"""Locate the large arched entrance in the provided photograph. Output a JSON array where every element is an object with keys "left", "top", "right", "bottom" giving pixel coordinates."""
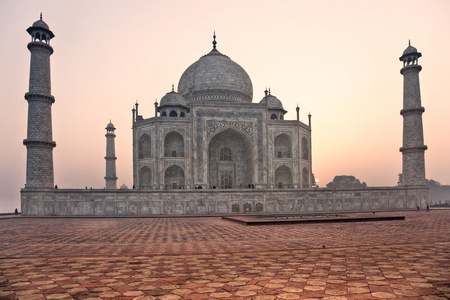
[{"left": 208, "top": 128, "right": 253, "bottom": 189}]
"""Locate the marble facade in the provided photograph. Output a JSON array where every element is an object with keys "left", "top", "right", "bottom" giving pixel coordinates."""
[{"left": 21, "top": 186, "right": 429, "bottom": 216}]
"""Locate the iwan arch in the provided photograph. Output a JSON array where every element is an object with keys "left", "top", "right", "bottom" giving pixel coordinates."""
[{"left": 20, "top": 17, "right": 429, "bottom": 216}]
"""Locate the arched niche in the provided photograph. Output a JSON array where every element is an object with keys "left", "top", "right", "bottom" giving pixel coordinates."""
[
  {"left": 302, "top": 137, "right": 309, "bottom": 160},
  {"left": 164, "top": 165, "right": 185, "bottom": 189},
  {"left": 208, "top": 128, "right": 253, "bottom": 189},
  {"left": 302, "top": 167, "right": 309, "bottom": 188},
  {"left": 164, "top": 131, "right": 184, "bottom": 157},
  {"left": 138, "top": 134, "right": 151, "bottom": 159},
  {"left": 139, "top": 166, "right": 152, "bottom": 189},
  {"left": 275, "top": 165, "right": 292, "bottom": 188},
  {"left": 274, "top": 134, "right": 292, "bottom": 158}
]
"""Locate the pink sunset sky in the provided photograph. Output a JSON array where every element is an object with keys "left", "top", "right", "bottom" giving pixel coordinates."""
[{"left": 1, "top": 0, "right": 449, "bottom": 213}]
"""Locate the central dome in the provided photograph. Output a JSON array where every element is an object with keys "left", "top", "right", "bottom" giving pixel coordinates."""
[{"left": 178, "top": 47, "right": 253, "bottom": 104}]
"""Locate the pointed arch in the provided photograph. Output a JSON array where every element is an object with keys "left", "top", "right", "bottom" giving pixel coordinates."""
[
  {"left": 164, "top": 131, "right": 184, "bottom": 157},
  {"left": 139, "top": 166, "right": 152, "bottom": 189},
  {"left": 275, "top": 165, "right": 292, "bottom": 188},
  {"left": 138, "top": 134, "right": 151, "bottom": 159},
  {"left": 164, "top": 165, "right": 185, "bottom": 189},
  {"left": 169, "top": 110, "right": 178, "bottom": 117},
  {"left": 255, "top": 202, "right": 264, "bottom": 212},
  {"left": 274, "top": 134, "right": 292, "bottom": 158},
  {"left": 302, "top": 167, "right": 309, "bottom": 188},
  {"left": 302, "top": 137, "right": 309, "bottom": 160},
  {"left": 208, "top": 128, "right": 253, "bottom": 189}
]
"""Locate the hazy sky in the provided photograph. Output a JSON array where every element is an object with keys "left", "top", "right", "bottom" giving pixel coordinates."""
[{"left": 1, "top": 0, "right": 449, "bottom": 213}]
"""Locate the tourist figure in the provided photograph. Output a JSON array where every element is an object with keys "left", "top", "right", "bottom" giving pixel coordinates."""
[
  {"left": 14, "top": 208, "right": 18, "bottom": 216},
  {"left": 416, "top": 205, "right": 420, "bottom": 212},
  {"left": 426, "top": 204, "right": 430, "bottom": 212}
]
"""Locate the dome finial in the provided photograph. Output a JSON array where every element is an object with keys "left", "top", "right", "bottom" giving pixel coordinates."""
[
  {"left": 409, "top": 39, "right": 411, "bottom": 47},
  {"left": 172, "top": 84, "right": 174, "bottom": 92},
  {"left": 40, "top": 13, "right": 42, "bottom": 20},
  {"left": 213, "top": 31, "right": 217, "bottom": 50}
]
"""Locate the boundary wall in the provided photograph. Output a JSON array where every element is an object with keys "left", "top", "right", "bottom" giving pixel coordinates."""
[{"left": 20, "top": 186, "right": 429, "bottom": 216}]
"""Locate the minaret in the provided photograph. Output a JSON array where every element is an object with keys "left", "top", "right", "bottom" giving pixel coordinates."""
[
  {"left": 23, "top": 15, "right": 56, "bottom": 188},
  {"left": 399, "top": 42, "right": 427, "bottom": 186},
  {"left": 105, "top": 121, "right": 118, "bottom": 189}
]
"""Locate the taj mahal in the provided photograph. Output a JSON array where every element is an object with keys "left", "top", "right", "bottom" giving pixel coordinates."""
[
  {"left": 21, "top": 16, "right": 429, "bottom": 216},
  {"left": 132, "top": 33, "right": 312, "bottom": 191}
]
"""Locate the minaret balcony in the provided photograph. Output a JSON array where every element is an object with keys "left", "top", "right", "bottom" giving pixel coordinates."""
[
  {"left": 400, "top": 64, "right": 422, "bottom": 74},
  {"left": 23, "top": 139, "right": 56, "bottom": 148},
  {"left": 25, "top": 93, "right": 55, "bottom": 103},
  {"left": 399, "top": 145, "right": 428, "bottom": 153},
  {"left": 27, "top": 41, "right": 54, "bottom": 53},
  {"left": 400, "top": 107, "right": 425, "bottom": 115}
]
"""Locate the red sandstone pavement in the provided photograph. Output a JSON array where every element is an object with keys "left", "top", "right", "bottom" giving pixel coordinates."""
[{"left": 0, "top": 210, "right": 449, "bottom": 299}]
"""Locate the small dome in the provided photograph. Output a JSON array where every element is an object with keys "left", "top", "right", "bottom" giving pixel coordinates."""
[
  {"left": 120, "top": 184, "right": 128, "bottom": 189},
  {"left": 32, "top": 19, "right": 50, "bottom": 30},
  {"left": 403, "top": 45, "right": 418, "bottom": 56},
  {"left": 160, "top": 90, "right": 187, "bottom": 107},
  {"left": 27, "top": 15, "right": 55, "bottom": 39},
  {"left": 399, "top": 42, "right": 421, "bottom": 62},
  {"left": 106, "top": 121, "right": 115, "bottom": 130},
  {"left": 259, "top": 94, "right": 284, "bottom": 110}
]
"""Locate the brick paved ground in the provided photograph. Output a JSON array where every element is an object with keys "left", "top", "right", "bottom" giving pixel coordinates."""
[{"left": 0, "top": 210, "right": 449, "bottom": 299}]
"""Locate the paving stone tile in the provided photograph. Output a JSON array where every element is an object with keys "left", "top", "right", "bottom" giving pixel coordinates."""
[
  {"left": 371, "top": 291, "right": 397, "bottom": 298},
  {"left": 0, "top": 210, "right": 448, "bottom": 299},
  {"left": 44, "top": 293, "right": 72, "bottom": 299}
]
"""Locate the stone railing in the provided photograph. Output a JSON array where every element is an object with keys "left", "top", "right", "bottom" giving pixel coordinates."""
[{"left": 21, "top": 186, "right": 429, "bottom": 216}]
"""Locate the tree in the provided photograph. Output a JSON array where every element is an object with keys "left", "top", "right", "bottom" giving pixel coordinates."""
[
  {"left": 326, "top": 175, "right": 367, "bottom": 189},
  {"left": 426, "top": 179, "right": 441, "bottom": 187}
]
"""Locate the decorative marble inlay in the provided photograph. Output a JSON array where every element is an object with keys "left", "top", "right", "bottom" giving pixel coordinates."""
[
  {"left": 206, "top": 120, "right": 254, "bottom": 141},
  {"left": 163, "top": 160, "right": 186, "bottom": 170},
  {"left": 162, "top": 127, "right": 185, "bottom": 136},
  {"left": 273, "top": 162, "right": 293, "bottom": 171},
  {"left": 274, "top": 130, "right": 293, "bottom": 138}
]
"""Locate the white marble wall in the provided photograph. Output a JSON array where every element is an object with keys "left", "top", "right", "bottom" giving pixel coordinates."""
[{"left": 21, "top": 186, "right": 429, "bottom": 216}]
